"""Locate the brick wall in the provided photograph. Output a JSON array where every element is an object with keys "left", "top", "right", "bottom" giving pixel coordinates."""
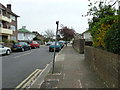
[
  {"left": 72, "top": 39, "right": 85, "bottom": 54},
  {"left": 85, "top": 46, "right": 119, "bottom": 88}
]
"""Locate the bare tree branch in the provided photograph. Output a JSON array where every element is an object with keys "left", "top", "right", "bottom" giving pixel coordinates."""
[{"left": 44, "top": 29, "right": 55, "bottom": 40}]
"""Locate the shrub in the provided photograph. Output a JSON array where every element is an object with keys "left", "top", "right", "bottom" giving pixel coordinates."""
[
  {"left": 10, "top": 40, "right": 17, "bottom": 44},
  {"left": 2, "top": 39, "right": 10, "bottom": 43},
  {"left": 91, "top": 15, "right": 117, "bottom": 49},
  {"left": 104, "top": 16, "right": 120, "bottom": 54}
]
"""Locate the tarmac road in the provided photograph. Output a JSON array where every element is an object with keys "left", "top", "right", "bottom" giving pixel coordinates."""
[{"left": 2, "top": 46, "right": 54, "bottom": 88}]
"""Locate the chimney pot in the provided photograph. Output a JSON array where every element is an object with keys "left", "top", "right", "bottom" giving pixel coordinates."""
[
  {"left": 7, "top": 4, "right": 11, "bottom": 10},
  {"left": 22, "top": 26, "right": 26, "bottom": 29}
]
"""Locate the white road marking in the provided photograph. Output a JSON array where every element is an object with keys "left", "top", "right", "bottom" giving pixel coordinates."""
[
  {"left": 78, "top": 79, "right": 82, "bottom": 88},
  {"left": 52, "top": 73, "right": 61, "bottom": 75},
  {"left": 14, "top": 52, "right": 32, "bottom": 58},
  {"left": 47, "top": 79, "right": 59, "bottom": 82}
]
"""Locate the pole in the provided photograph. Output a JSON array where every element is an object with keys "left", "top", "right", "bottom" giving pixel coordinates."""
[{"left": 52, "top": 21, "right": 59, "bottom": 74}]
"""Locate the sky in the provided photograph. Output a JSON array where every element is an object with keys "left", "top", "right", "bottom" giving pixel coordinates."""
[{"left": 1, "top": 0, "right": 91, "bottom": 34}]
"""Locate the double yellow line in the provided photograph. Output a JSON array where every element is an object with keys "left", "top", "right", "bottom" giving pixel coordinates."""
[{"left": 15, "top": 69, "right": 41, "bottom": 89}]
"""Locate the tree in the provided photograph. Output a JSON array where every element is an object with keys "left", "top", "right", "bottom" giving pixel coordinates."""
[
  {"left": 85, "top": 0, "right": 118, "bottom": 17},
  {"left": 84, "top": 0, "right": 119, "bottom": 54},
  {"left": 33, "top": 37, "right": 41, "bottom": 41},
  {"left": 59, "top": 26, "right": 75, "bottom": 41},
  {"left": 84, "top": 0, "right": 117, "bottom": 32},
  {"left": 44, "top": 29, "right": 55, "bottom": 41}
]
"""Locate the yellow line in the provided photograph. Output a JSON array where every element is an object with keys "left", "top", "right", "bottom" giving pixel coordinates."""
[
  {"left": 16, "top": 69, "right": 41, "bottom": 89},
  {"left": 22, "top": 70, "right": 41, "bottom": 88}
]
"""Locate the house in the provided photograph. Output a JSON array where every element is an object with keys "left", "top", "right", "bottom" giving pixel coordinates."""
[
  {"left": 82, "top": 30, "right": 93, "bottom": 46},
  {"left": 82, "top": 31, "right": 92, "bottom": 41},
  {"left": 0, "top": 3, "right": 19, "bottom": 41},
  {"left": 74, "top": 33, "right": 82, "bottom": 40},
  {"left": 18, "top": 26, "right": 35, "bottom": 41}
]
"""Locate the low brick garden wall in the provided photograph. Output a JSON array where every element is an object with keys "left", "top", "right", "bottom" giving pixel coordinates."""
[
  {"left": 72, "top": 39, "right": 85, "bottom": 54},
  {"left": 85, "top": 46, "right": 119, "bottom": 88},
  {"left": 4, "top": 43, "right": 13, "bottom": 49}
]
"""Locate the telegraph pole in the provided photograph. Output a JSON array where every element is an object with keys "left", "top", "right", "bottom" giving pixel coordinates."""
[{"left": 52, "top": 21, "right": 59, "bottom": 74}]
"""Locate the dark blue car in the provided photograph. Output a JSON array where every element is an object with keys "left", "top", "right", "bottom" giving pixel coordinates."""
[{"left": 12, "top": 42, "right": 31, "bottom": 52}]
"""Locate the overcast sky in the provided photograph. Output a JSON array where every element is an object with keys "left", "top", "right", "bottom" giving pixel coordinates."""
[{"left": 1, "top": 0, "right": 91, "bottom": 34}]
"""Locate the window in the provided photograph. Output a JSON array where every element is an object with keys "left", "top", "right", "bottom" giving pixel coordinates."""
[
  {"left": 0, "top": 36, "right": 2, "bottom": 40},
  {"left": 18, "top": 33, "right": 24, "bottom": 40},
  {"left": 0, "top": 9, "right": 2, "bottom": 15},
  {"left": 11, "top": 36, "right": 16, "bottom": 40},
  {"left": 19, "top": 42, "right": 25, "bottom": 45},
  {"left": 12, "top": 16, "right": 15, "bottom": 21},
  {"left": 10, "top": 15, "right": 16, "bottom": 21},
  {"left": 10, "top": 25, "right": 16, "bottom": 31},
  {"left": 0, "top": 22, "right": 3, "bottom": 28},
  {"left": 33, "top": 41, "right": 37, "bottom": 44},
  {"left": 24, "top": 42, "right": 28, "bottom": 45}
]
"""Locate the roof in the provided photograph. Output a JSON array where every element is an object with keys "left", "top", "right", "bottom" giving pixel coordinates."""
[
  {"left": 18, "top": 28, "right": 32, "bottom": 33},
  {"left": 7, "top": 9, "right": 20, "bottom": 17},
  {"left": 0, "top": 3, "right": 19, "bottom": 17},
  {"left": 82, "top": 30, "right": 91, "bottom": 34}
]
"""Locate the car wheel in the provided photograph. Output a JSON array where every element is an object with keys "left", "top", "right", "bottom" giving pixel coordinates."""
[
  {"left": 57, "top": 50, "right": 59, "bottom": 52},
  {"left": 6, "top": 50, "right": 11, "bottom": 55},
  {"left": 21, "top": 48, "right": 24, "bottom": 52}
]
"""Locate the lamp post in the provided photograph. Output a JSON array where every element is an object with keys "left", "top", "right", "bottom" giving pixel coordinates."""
[{"left": 52, "top": 21, "right": 59, "bottom": 74}]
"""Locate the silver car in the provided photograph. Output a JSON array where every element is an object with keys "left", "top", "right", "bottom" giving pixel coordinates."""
[{"left": 0, "top": 44, "right": 11, "bottom": 55}]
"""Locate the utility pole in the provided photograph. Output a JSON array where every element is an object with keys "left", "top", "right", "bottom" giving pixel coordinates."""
[{"left": 52, "top": 21, "right": 59, "bottom": 74}]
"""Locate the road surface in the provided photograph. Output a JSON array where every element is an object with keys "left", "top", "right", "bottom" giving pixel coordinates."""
[{"left": 2, "top": 46, "right": 54, "bottom": 88}]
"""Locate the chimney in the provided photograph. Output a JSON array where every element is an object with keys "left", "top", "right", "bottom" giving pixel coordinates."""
[
  {"left": 7, "top": 4, "right": 11, "bottom": 10},
  {"left": 22, "top": 26, "right": 26, "bottom": 29}
]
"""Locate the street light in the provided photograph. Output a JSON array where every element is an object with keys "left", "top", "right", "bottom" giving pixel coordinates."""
[{"left": 52, "top": 21, "right": 59, "bottom": 74}]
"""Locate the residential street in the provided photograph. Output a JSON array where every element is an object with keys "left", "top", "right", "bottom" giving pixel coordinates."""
[
  {"left": 2, "top": 46, "right": 54, "bottom": 88},
  {"left": 0, "top": 1, "right": 119, "bottom": 89}
]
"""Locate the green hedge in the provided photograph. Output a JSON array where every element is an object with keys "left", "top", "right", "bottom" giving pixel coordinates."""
[
  {"left": 104, "top": 16, "right": 120, "bottom": 54},
  {"left": 91, "top": 15, "right": 119, "bottom": 54}
]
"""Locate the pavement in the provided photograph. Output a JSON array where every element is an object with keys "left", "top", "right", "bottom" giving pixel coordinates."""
[{"left": 31, "top": 44, "right": 106, "bottom": 88}]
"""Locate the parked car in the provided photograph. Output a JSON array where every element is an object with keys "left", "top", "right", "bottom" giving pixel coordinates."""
[
  {"left": 45, "top": 41, "right": 52, "bottom": 46},
  {"left": 49, "top": 42, "right": 61, "bottom": 52},
  {"left": 0, "top": 44, "right": 12, "bottom": 55},
  {"left": 12, "top": 42, "right": 31, "bottom": 52},
  {"left": 58, "top": 41, "right": 64, "bottom": 48},
  {"left": 28, "top": 41, "right": 40, "bottom": 48}
]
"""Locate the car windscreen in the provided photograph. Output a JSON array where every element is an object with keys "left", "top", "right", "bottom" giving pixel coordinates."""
[
  {"left": 15, "top": 43, "right": 20, "bottom": 45},
  {"left": 15, "top": 42, "right": 24, "bottom": 45},
  {"left": 51, "top": 42, "right": 59, "bottom": 45},
  {"left": 29, "top": 41, "right": 32, "bottom": 44}
]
